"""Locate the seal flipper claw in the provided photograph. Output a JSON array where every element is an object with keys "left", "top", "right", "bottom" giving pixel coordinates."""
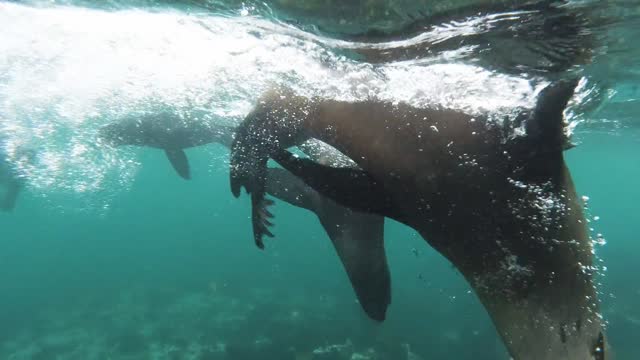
[
  {"left": 250, "top": 183, "right": 275, "bottom": 249},
  {"left": 259, "top": 206, "right": 274, "bottom": 219}
]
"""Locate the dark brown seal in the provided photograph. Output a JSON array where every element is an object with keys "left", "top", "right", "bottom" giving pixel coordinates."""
[{"left": 229, "top": 79, "right": 608, "bottom": 359}]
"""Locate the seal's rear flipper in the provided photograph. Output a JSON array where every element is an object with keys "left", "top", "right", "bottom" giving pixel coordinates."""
[
  {"left": 271, "top": 149, "right": 392, "bottom": 216},
  {"left": 164, "top": 149, "right": 191, "bottom": 180},
  {"left": 268, "top": 150, "right": 394, "bottom": 320},
  {"left": 265, "top": 167, "right": 391, "bottom": 321},
  {"left": 526, "top": 78, "right": 581, "bottom": 154},
  {"left": 319, "top": 212, "right": 391, "bottom": 322}
]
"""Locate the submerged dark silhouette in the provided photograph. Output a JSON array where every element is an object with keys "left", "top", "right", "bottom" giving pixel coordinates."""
[
  {"left": 97, "top": 112, "right": 230, "bottom": 180},
  {"left": 98, "top": 116, "right": 391, "bottom": 321},
  {"left": 0, "top": 161, "right": 21, "bottom": 212},
  {"left": 229, "top": 79, "right": 608, "bottom": 359},
  {"left": 0, "top": 146, "right": 33, "bottom": 212}
]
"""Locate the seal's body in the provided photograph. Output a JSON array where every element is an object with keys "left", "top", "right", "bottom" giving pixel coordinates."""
[
  {"left": 98, "top": 113, "right": 227, "bottom": 179},
  {"left": 230, "top": 80, "right": 607, "bottom": 359}
]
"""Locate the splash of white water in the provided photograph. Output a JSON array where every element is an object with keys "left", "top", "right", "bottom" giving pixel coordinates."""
[{"left": 0, "top": 2, "right": 541, "bottom": 203}]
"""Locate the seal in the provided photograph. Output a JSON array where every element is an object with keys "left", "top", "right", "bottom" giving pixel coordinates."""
[
  {"left": 97, "top": 112, "right": 230, "bottom": 179},
  {"left": 98, "top": 117, "right": 391, "bottom": 321},
  {"left": 229, "top": 79, "right": 608, "bottom": 359}
]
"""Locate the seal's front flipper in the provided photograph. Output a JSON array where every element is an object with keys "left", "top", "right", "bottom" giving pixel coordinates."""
[
  {"left": 164, "top": 149, "right": 191, "bottom": 180},
  {"left": 230, "top": 140, "right": 273, "bottom": 249},
  {"left": 318, "top": 211, "right": 391, "bottom": 321},
  {"left": 271, "top": 149, "right": 392, "bottom": 217}
]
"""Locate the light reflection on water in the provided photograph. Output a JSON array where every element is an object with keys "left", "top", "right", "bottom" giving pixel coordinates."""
[{"left": 0, "top": 1, "right": 544, "bottom": 200}]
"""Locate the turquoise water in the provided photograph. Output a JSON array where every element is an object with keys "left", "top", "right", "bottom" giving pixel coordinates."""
[
  {"left": 2, "top": 130, "right": 639, "bottom": 359},
  {"left": 1, "top": 1, "right": 639, "bottom": 359}
]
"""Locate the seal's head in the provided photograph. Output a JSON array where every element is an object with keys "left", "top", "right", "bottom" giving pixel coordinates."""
[{"left": 97, "top": 120, "right": 150, "bottom": 147}]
